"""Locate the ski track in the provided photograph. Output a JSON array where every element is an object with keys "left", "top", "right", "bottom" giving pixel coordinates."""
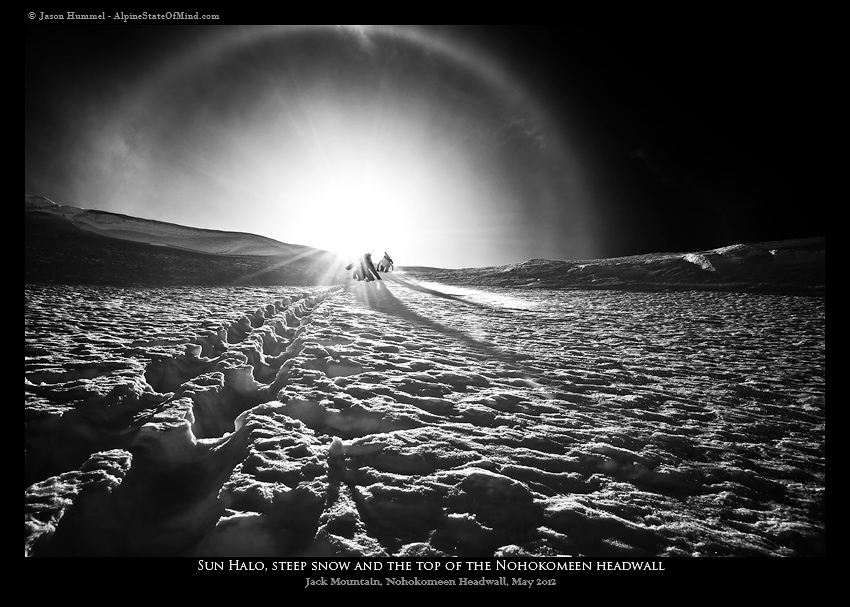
[{"left": 24, "top": 277, "right": 825, "bottom": 557}]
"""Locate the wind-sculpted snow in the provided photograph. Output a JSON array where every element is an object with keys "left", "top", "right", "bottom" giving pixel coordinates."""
[
  {"left": 405, "top": 238, "right": 824, "bottom": 296},
  {"left": 25, "top": 277, "right": 824, "bottom": 557}
]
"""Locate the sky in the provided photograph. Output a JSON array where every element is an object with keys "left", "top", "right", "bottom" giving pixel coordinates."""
[{"left": 25, "top": 20, "right": 822, "bottom": 268}]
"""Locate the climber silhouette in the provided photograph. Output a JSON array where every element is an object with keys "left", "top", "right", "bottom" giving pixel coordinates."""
[{"left": 345, "top": 252, "right": 382, "bottom": 281}]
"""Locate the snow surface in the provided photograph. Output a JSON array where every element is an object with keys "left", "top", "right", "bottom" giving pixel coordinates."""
[
  {"left": 25, "top": 276, "right": 824, "bottom": 557},
  {"left": 25, "top": 195, "right": 324, "bottom": 257},
  {"left": 24, "top": 195, "right": 825, "bottom": 558},
  {"left": 25, "top": 195, "right": 824, "bottom": 294}
]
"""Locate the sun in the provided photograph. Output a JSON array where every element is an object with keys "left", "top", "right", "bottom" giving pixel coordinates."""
[
  {"left": 262, "top": 98, "right": 464, "bottom": 265},
  {"left": 301, "top": 165, "right": 391, "bottom": 260},
  {"left": 273, "top": 139, "right": 415, "bottom": 261},
  {"left": 116, "top": 24, "right": 587, "bottom": 269}
]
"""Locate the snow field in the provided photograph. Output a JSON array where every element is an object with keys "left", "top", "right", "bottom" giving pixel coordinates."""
[{"left": 25, "top": 280, "right": 824, "bottom": 557}]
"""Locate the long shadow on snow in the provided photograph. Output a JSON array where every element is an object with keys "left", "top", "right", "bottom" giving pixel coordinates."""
[
  {"left": 382, "top": 274, "right": 494, "bottom": 309},
  {"left": 349, "top": 278, "right": 539, "bottom": 375}
]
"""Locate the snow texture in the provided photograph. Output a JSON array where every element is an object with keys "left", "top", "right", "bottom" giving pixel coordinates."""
[
  {"left": 25, "top": 279, "right": 824, "bottom": 557},
  {"left": 24, "top": 196, "right": 825, "bottom": 557}
]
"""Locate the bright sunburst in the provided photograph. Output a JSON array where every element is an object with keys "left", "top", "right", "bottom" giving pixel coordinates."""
[
  {"left": 269, "top": 108, "right": 442, "bottom": 262},
  {"left": 48, "top": 25, "right": 591, "bottom": 268}
]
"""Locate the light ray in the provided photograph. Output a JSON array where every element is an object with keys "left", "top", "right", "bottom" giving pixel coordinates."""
[{"left": 70, "top": 25, "right": 593, "bottom": 268}]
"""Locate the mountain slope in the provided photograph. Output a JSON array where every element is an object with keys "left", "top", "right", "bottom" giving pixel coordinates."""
[
  {"left": 25, "top": 196, "right": 342, "bottom": 286},
  {"left": 25, "top": 195, "right": 824, "bottom": 294},
  {"left": 403, "top": 239, "right": 825, "bottom": 296}
]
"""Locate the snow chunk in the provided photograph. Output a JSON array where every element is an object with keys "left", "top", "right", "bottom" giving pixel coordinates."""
[{"left": 683, "top": 253, "right": 716, "bottom": 271}]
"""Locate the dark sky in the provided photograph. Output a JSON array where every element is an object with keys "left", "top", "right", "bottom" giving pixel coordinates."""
[{"left": 25, "top": 20, "right": 822, "bottom": 267}]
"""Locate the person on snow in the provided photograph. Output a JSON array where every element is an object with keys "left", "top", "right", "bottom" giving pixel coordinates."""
[
  {"left": 345, "top": 252, "right": 382, "bottom": 281},
  {"left": 376, "top": 252, "right": 394, "bottom": 273}
]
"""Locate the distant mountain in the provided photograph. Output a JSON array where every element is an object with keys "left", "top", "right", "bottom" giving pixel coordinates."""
[
  {"left": 25, "top": 195, "right": 325, "bottom": 257},
  {"left": 26, "top": 195, "right": 824, "bottom": 294},
  {"left": 403, "top": 239, "right": 825, "bottom": 296},
  {"left": 25, "top": 195, "right": 342, "bottom": 286}
]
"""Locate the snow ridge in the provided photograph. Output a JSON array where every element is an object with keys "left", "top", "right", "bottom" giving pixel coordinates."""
[
  {"left": 682, "top": 253, "right": 716, "bottom": 271},
  {"left": 25, "top": 194, "right": 325, "bottom": 257}
]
